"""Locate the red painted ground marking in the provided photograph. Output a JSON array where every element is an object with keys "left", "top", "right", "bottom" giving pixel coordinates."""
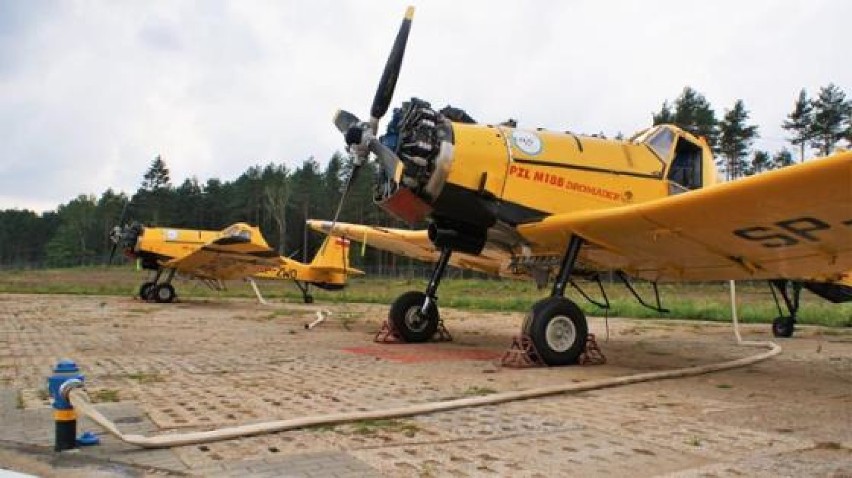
[{"left": 341, "top": 345, "right": 502, "bottom": 363}]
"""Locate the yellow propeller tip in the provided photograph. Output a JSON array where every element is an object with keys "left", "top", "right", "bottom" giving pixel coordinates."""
[{"left": 405, "top": 6, "right": 415, "bottom": 20}]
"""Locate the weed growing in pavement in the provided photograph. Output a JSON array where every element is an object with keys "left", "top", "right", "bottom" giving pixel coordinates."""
[
  {"left": 462, "top": 386, "right": 497, "bottom": 397},
  {"left": 125, "top": 372, "right": 164, "bottom": 384},
  {"left": 91, "top": 388, "right": 120, "bottom": 403},
  {"left": 348, "top": 419, "right": 421, "bottom": 437}
]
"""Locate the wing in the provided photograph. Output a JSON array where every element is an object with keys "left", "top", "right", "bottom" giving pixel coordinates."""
[
  {"left": 163, "top": 236, "right": 283, "bottom": 280},
  {"left": 306, "top": 221, "right": 503, "bottom": 275},
  {"left": 518, "top": 152, "right": 852, "bottom": 282}
]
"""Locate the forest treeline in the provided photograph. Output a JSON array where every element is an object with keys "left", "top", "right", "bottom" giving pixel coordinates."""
[{"left": 1, "top": 84, "right": 850, "bottom": 269}]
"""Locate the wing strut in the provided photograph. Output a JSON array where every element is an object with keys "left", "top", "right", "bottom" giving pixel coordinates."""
[
  {"left": 568, "top": 274, "right": 611, "bottom": 310},
  {"left": 615, "top": 271, "right": 670, "bottom": 314}
]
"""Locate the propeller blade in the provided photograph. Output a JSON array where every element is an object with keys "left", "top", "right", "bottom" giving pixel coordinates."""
[
  {"left": 323, "top": 163, "right": 363, "bottom": 252},
  {"left": 369, "top": 5, "right": 414, "bottom": 131},
  {"left": 107, "top": 243, "right": 118, "bottom": 265},
  {"left": 369, "top": 138, "right": 401, "bottom": 180},
  {"left": 116, "top": 199, "right": 130, "bottom": 226},
  {"left": 106, "top": 199, "right": 130, "bottom": 266},
  {"left": 333, "top": 109, "right": 362, "bottom": 134}
]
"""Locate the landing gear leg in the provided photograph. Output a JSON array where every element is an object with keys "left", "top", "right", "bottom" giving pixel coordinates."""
[
  {"left": 525, "top": 235, "right": 588, "bottom": 366},
  {"left": 388, "top": 247, "right": 452, "bottom": 342},
  {"left": 295, "top": 281, "right": 314, "bottom": 304},
  {"left": 769, "top": 280, "right": 801, "bottom": 338}
]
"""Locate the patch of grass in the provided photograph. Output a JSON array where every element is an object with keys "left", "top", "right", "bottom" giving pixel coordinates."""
[
  {"left": 309, "top": 424, "right": 338, "bottom": 433},
  {"left": 348, "top": 419, "right": 420, "bottom": 437},
  {"left": 2, "top": 268, "right": 851, "bottom": 327},
  {"left": 16, "top": 392, "right": 24, "bottom": 409},
  {"left": 461, "top": 386, "right": 497, "bottom": 397},
  {"left": 125, "top": 372, "right": 164, "bottom": 384},
  {"left": 336, "top": 312, "right": 358, "bottom": 331},
  {"left": 715, "top": 384, "right": 733, "bottom": 389},
  {"left": 37, "top": 389, "right": 50, "bottom": 401},
  {"left": 686, "top": 436, "right": 702, "bottom": 447},
  {"left": 90, "top": 388, "right": 120, "bottom": 403}
]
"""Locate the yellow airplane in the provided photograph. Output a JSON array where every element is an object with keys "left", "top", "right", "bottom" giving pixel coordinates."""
[
  {"left": 109, "top": 222, "right": 361, "bottom": 304},
  {"left": 308, "top": 6, "right": 851, "bottom": 365}
]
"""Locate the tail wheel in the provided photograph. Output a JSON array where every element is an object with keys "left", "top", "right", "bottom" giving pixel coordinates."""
[
  {"left": 527, "top": 297, "right": 588, "bottom": 366},
  {"left": 152, "top": 284, "right": 176, "bottom": 303},
  {"left": 139, "top": 282, "right": 155, "bottom": 300},
  {"left": 389, "top": 291, "right": 439, "bottom": 343},
  {"left": 772, "top": 316, "right": 795, "bottom": 338}
]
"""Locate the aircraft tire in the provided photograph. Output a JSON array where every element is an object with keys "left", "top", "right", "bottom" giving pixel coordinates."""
[
  {"left": 772, "top": 316, "right": 795, "bottom": 338},
  {"left": 527, "top": 297, "right": 588, "bottom": 366},
  {"left": 139, "top": 282, "right": 155, "bottom": 300},
  {"left": 304, "top": 295, "right": 314, "bottom": 304},
  {"left": 389, "top": 291, "right": 439, "bottom": 343},
  {"left": 152, "top": 284, "right": 176, "bottom": 303}
]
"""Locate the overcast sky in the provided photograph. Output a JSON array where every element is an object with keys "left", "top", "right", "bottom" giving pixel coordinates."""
[{"left": 1, "top": 0, "right": 849, "bottom": 212}]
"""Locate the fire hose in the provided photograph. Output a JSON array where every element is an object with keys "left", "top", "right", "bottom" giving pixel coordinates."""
[{"left": 65, "top": 282, "right": 780, "bottom": 448}]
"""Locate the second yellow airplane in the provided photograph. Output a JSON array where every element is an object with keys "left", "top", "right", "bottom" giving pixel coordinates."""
[{"left": 109, "top": 222, "right": 362, "bottom": 304}]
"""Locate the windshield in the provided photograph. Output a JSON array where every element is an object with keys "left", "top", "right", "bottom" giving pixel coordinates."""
[{"left": 642, "top": 126, "right": 675, "bottom": 161}]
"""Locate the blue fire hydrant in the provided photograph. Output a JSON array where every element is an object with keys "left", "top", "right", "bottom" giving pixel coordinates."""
[{"left": 47, "top": 359, "right": 85, "bottom": 451}]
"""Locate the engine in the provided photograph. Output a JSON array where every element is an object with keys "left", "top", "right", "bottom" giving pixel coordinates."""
[{"left": 376, "top": 98, "right": 493, "bottom": 254}]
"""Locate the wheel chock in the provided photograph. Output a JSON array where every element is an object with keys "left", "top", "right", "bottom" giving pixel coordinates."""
[
  {"left": 500, "top": 335, "right": 544, "bottom": 368},
  {"left": 374, "top": 320, "right": 404, "bottom": 343},
  {"left": 433, "top": 319, "right": 453, "bottom": 342},
  {"left": 579, "top": 333, "right": 606, "bottom": 365}
]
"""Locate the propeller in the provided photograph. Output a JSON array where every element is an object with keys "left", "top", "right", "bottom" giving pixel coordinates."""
[
  {"left": 327, "top": 6, "right": 415, "bottom": 235},
  {"left": 107, "top": 199, "right": 131, "bottom": 264}
]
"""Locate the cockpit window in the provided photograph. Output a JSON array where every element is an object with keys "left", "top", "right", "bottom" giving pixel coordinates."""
[
  {"left": 644, "top": 127, "right": 675, "bottom": 161},
  {"left": 224, "top": 226, "right": 251, "bottom": 240}
]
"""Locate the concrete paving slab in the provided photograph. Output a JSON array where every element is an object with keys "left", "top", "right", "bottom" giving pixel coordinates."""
[{"left": 1, "top": 293, "right": 850, "bottom": 477}]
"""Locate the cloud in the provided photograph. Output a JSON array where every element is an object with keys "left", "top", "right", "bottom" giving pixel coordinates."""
[{"left": 0, "top": 0, "right": 849, "bottom": 212}]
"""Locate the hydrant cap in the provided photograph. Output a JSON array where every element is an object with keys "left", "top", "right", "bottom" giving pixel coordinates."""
[{"left": 54, "top": 359, "right": 79, "bottom": 373}]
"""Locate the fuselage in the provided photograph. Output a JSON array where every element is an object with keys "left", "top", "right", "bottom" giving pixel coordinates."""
[{"left": 375, "top": 99, "right": 718, "bottom": 255}]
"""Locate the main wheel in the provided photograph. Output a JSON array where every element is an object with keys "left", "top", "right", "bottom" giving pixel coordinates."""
[
  {"left": 526, "top": 297, "right": 588, "bottom": 366},
  {"left": 152, "top": 284, "right": 176, "bottom": 303},
  {"left": 772, "top": 316, "right": 795, "bottom": 338},
  {"left": 139, "top": 281, "right": 155, "bottom": 300},
  {"left": 389, "top": 291, "right": 439, "bottom": 343}
]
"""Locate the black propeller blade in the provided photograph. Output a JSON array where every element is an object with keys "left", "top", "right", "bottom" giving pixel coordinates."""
[
  {"left": 327, "top": 6, "right": 415, "bottom": 237},
  {"left": 369, "top": 5, "right": 415, "bottom": 132}
]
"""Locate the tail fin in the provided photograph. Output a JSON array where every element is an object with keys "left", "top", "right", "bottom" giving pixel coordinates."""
[{"left": 310, "top": 236, "right": 363, "bottom": 275}]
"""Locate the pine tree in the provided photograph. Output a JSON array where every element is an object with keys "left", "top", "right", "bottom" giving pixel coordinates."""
[
  {"left": 772, "top": 149, "right": 795, "bottom": 169},
  {"left": 810, "top": 83, "right": 852, "bottom": 156},
  {"left": 748, "top": 150, "right": 772, "bottom": 176},
  {"left": 654, "top": 87, "right": 719, "bottom": 152},
  {"left": 718, "top": 100, "right": 759, "bottom": 180},
  {"left": 781, "top": 89, "right": 814, "bottom": 162},
  {"left": 652, "top": 101, "right": 675, "bottom": 125},
  {"left": 141, "top": 155, "right": 171, "bottom": 191}
]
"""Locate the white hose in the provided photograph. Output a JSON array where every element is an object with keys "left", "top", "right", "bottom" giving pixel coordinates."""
[{"left": 69, "top": 287, "right": 780, "bottom": 449}]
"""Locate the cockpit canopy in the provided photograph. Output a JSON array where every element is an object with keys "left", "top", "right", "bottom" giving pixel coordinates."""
[{"left": 630, "top": 125, "right": 706, "bottom": 194}]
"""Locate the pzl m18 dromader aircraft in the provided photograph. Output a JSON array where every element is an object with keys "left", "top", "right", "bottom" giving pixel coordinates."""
[
  {"left": 109, "top": 222, "right": 361, "bottom": 304},
  {"left": 309, "top": 6, "right": 852, "bottom": 366}
]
